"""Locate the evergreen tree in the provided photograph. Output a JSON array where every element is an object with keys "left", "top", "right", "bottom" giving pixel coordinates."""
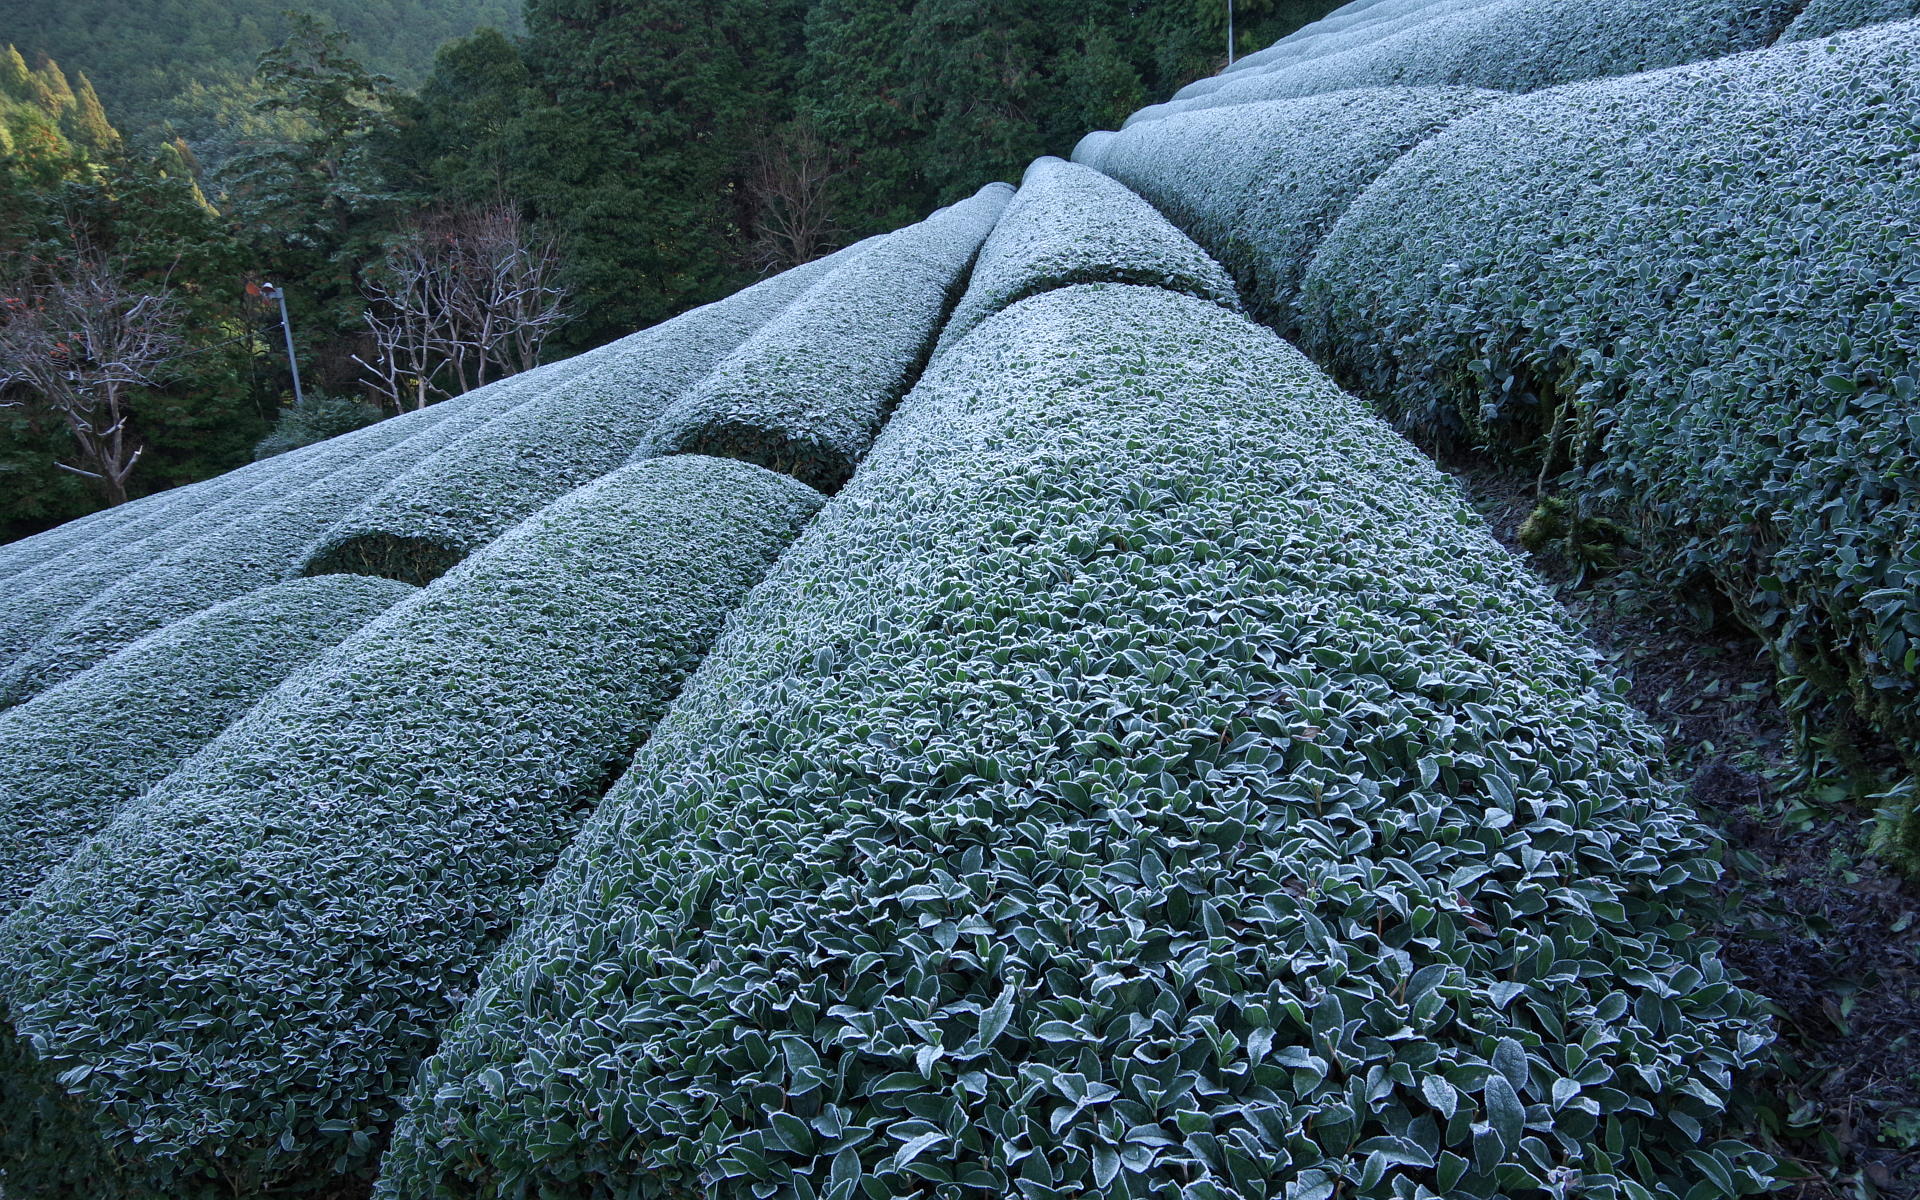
[
  {"left": 0, "top": 46, "right": 30, "bottom": 100},
  {"left": 66, "top": 71, "right": 121, "bottom": 152},
  {"left": 381, "top": 27, "right": 532, "bottom": 203},
  {"left": 32, "top": 51, "right": 75, "bottom": 114}
]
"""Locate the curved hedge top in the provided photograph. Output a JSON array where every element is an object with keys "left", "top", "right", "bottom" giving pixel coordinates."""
[
  {"left": 641, "top": 184, "right": 1010, "bottom": 494},
  {"left": 0, "top": 352, "right": 600, "bottom": 705},
  {"left": 1203, "top": 0, "right": 1803, "bottom": 102},
  {"left": 0, "top": 454, "right": 825, "bottom": 1200},
  {"left": 0, "top": 365, "right": 511, "bottom": 603},
  {"left": 931, "top": 157, "right": 1239, "bottom": 358},
  {"left": 1218, "top": 0, "right": 1466, "bottom": 79},
  {"left": 377, "top": 284, "right": 1767, "bottom": 1200},
  {"left": 301, "top": 240, "right": 877, "bottom": 585},
  {"left": 0, "top": 573, "right": 415, "bottom": 917},
  {"left": 1298, "top": 20, "right": 1920, "bottom": 862},
  {"left": 0, "top": 358, "right": 566, "bottom": 679},
  {"left": 1093, "top": 88, "right": 1502, "bottom": 334},
  {"left": 1782, "top": 0, "right": 1920, "bottom": 39}
]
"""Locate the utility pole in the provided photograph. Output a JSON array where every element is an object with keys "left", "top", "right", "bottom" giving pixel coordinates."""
[
  {"left": 1226, "top": 0, "right": 1235, "bottom": 65},
  {"left": 260, "top": 282, "right": 305, "bottom": 407}
]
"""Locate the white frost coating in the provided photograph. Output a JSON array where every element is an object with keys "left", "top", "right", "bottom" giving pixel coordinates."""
[
  {"left": 932, "top": 157, "right": 1239, "bottom": 360},
  {"left": 0, "top": 357, "right": 529, "bottom": 599},
  {"left": 1783, "top": 0, "right": 1920, "bottom": 39},
  {"left": 0, "top": 455, "right": 825, "bottom": 1199},
  {"left": 301, "top": 236, "right": 882, "bottom": 585},
  {"left": 1095, "top": 88, "right": 1502, "bottom": 333},
  {"left": 1184, "top": 0, "right": 1802, "bottom": 104},
  {"left": 641, "top": 184, "right": 1011, "bottom": 494},
  {"left": 0, "top": 351, "right": 607, "bottom": 703},
  {"left": 1069, "top": 129, "right": 1115, "bottom": 168},
  {"left": 0, "top": 355, "right": 576, "bottom": 674},
  {"left": 0, "top": 573, "right": 415, "bottom": 916}
]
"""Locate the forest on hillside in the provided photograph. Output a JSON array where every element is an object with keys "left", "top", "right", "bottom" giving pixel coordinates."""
[{"left": 0, "top": 0, "right": 1339, "bottom": 542}]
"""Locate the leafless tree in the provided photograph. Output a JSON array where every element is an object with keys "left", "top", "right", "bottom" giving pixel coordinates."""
[
  {"left": 745, "top": 119, "right": 843, "bottom": 272},
  {"left": 353, "top": 204, "right": 571, "bottom": 412},
  {"left": 0, "top": 255, "right": 184, "bottom": 505}
]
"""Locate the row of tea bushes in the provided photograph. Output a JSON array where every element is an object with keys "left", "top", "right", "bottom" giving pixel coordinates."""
[
  {"left": 302, "top": 240, "right": 878, "bottom": 585},
  {"left": 0, "top": 357, "right": 574, "bottom": 682},
  {"left": 0, "top": 574, "right": 414, "bottom": 917},
  {"left": 375, "top": 285, "right": 1769, "bottom": 1200},
  {"left": 1298, "top": 20, "right": 1920, "bottom": 863},
  {"left": 1082, "top": 88, "right": 1501, "bottom": 334},
  {"left": 642, "top": 185, "right": 1011, "bottom": 494},
  {"left": 0, "top": 365, "right": 518, "bottom": 598},
  {"left": 1783, "top": 0, "right": 1920, "bottom": 38},
  {"left": 930, "top": 158, "right": 1239, "bottom": 358},
  {"left": 0, "top": 354, "right": 606, "bottom": 704},
  {"left": 1133, "top": 0, "right": 1801, "bottom": 123},
  {"left": 0, "top": 455, "right": 824, "bottom": 1199}
]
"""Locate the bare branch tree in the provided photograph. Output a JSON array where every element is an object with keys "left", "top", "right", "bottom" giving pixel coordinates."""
[
  {"left": 0, "top": 255, "right": 185, "bottom": 505},
  {"left": 353, "top": 204, "right": 571, "bottom": 413},
  {"left": 745, "top": 119, "right": 843, "bottom": 272}
]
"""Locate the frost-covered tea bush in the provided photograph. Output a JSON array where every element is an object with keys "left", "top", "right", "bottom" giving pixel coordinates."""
[
  {"left": 1094, "top": 88, "right": 1500, "bottom": 333},
  {"left": 0, "top": 574, "right": 413, "bottom": 916},
  {"left": 303, "top": 243, "right": 874, "bottom": 585},
  {"left": 378, "top": 285, "right": 1769, "bottom": 1200},
  {"left": 0, "top": 360, "right": 566, "bottom": 677},
  {"left": 642, "top": 185, "right": 1009, "bottom": 493},
  {"left": 1783, "top": 0, "right": 1920, "bottom": 38},
  {"left": 1299, "top": 20, "right": 1920, "bottom": 863},
  {"left": 1217, "top": 0, "right": 1477, "bottom": 80},
  {"left": 931, "top": 158, "right": 1238, "bottom": 358},
  {"left": 0, "top": 455, "right": 824, "bottom": 1199},
  {"left": 1179, "top": 0, "right": 1801, "bottom": 106},
  {"left": 0, "top": 354, "right": 600, "bottom": 704}
]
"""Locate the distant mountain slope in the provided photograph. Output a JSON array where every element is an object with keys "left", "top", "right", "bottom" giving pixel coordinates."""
[{"left": 0, "top": 0, "right": 521, "bottom": 127}]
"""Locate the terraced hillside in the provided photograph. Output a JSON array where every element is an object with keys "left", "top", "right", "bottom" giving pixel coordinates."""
[{"left": 3, "top": 1, "right": 1918, "bottom": 1197}]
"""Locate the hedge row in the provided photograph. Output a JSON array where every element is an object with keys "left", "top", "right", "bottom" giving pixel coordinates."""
[
  {"left": 1297, "top": 20, "right": 1920, "bottom": 863},
  {"left": 302, "top": 241, "right": 877, "bottom": 585},
  {"left": 1143, "top": 0, "right": 1800, "bottom": 119},
  {"left": 1086, "top": 88, "right": 1500, "bottom": 335},
  {"left": 1211, "top": 0, "right": 1477, "bottom": 83},
  {"left": 0, "top": 359, "right": 568, "bottom": 680},
  {"left": 930, "top": 157, "right": 1238, "bottom": 358},
  {"left": 0, "top": 454, "right": 825, "bottom": 1199},
  {"left": 1783, "top": 0, "right": 1920, "bottom": 38},
  {"left": 0, "top": 574, "right": 414, "bottom": 918},
  {"left": 377, "top": 284, "right": 1769, "bottom": 1200},
  {"left": 0, "top": 353, "right": 603, "bottom": 704},
  {"left": 641, "top": 184, "right": 1010, "bottom": 494},
  {"left": 0, "top": 371, "right": 509, "bottom": 600}
]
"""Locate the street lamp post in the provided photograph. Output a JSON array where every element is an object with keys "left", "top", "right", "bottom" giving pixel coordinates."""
[
  {"left": 260, "top": 282, "right": 305, "bottom": 408},
  {"left": 1226, "top": 0, "right": 1235, "bottom": 65}
]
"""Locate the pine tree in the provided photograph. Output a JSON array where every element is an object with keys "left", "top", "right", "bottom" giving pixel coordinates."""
[
  {"left": 0, "top": 46, "right": 30, "bottom": 100},
  {"left": 31, "top": 51, "right": 74, "bottom": 115},
  {"left": 66, "top": 71, "right": 121, "bottom": 153}
]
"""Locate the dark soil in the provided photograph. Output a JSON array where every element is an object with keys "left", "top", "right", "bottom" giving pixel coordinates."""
[{"left": 1455, "top": 462, "right": 1920, "bottom": 1199}]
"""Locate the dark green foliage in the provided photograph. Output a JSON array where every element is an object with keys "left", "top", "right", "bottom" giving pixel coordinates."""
[
  {"left": 252, "top": 391, "right": 384, "bottom": 459},
  {"left": 0, "top": 0, "right": 519, "bottom": 131},
  {"left": 932, "top": 156, "right": 1238, "bottom": 357},
  {"left": 0, "top": 455, "right": 824, "bottom": 1199},
  {"left": 1783, "top": 0, "right": 1920, "bottom": 38},
  {"left": 376, "top": 284, "right": 1769, "bottom": 1200},
  {"left": 1296, "top": 21, "right": 1920, "bottom": 866},
  {"left": 1083, "top": 87, "right": 1501, "bottom": 334},
  {"left": 303, "top": 237, "right": 867, "bottom": 584},
  {"left": 0, "top": 573, "right": 413, "bottom": 916},
  {"left": 644, "top": 185, "right": 1009, "bottom": 493}
]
